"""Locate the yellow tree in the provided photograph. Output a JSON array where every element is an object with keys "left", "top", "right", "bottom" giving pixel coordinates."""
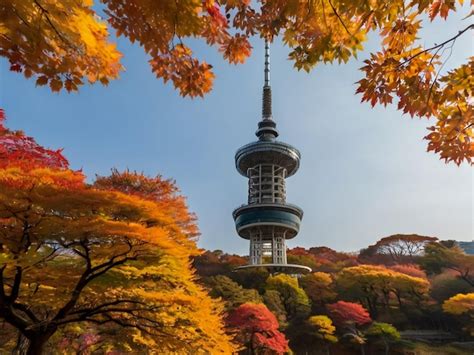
[
  {"left": 2, "top": 0, "right": 472, "bottom": 163},
  {"left": 0, "top": 116, "right": 236, "bottom": 354},
  {"left": 336, "top": 265, "right": 430, "bottom": 318},
  {"left": 442, "top": 293, "right": 474, "bottom": 315},
  {"left": 307, "top": 315, "right": 338, "bottom": 355},
  {"left": 443, "top": 293, "right": 474, "bottom": 336}
]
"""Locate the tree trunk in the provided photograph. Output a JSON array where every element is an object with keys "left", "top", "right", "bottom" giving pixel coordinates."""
[
  {"left": 25, "top": 333, "right": 53, "bottom": 355},
  {"left": 13, "top": 333, "right": 29, "bottom": 355}
]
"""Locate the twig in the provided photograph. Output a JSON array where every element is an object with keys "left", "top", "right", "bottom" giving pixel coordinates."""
[
  {"left": 399, "top": 24, "right": 473, "bottom": 67},
  {"left": 327, "top": 0, "right": 352, "bottom": 37}
]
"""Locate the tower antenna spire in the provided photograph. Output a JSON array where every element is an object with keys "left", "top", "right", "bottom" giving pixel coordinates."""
[
  {"left": 264, "top": 39, "right": 270, "bottom": 87},
  {"left": 262, "top": 40, "right": 272, "bottom": 120}
]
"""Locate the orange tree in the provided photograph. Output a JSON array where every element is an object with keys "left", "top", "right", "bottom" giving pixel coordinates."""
[
  {"left": 0, "top": 112, "right": 236, "bottom": 353},
  {"left": 1, "top": 0, "right": 472, "bottom": 164}
]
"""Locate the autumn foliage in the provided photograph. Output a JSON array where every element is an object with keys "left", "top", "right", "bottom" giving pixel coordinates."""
[
  {"left": 0, "top": 113, "right": 236, "bottom": 353},
  {"left": 442, "top": 293, "right": 474, "bottom": 315},
  {"left": 2, "top": 0, "right": 473, "bottom": 163},
  {"left": 327, "top": 301, "right": 372, "bottom": 327},
  {"left": 197, "top": 237, "right": 473, "bottom": 353},
  {"left": 0, "top": 109, "right": 68, "bottom": 170},
  {"left": 1, "top": 110, "right": 473, "bottom": 352},
  {"left": 227, "top": 303, "right": 289, "bottom": 355}
]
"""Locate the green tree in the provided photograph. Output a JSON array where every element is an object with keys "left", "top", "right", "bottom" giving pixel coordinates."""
[
  {"left": 421, "top": 242, "right": 474, "bottom": 287},
  {"left": 263, "top": 289, "right": 288, "bottom": 329},
  {"left": 430, "top": 272, "right": 473, "bottom": 303},
  {"left": 365, "top": 322, "right": 400, "bottom": 355},
  {"left": 204, "top": 275, "right": 262, "bottom": 310},
  {"left": 265, "top": 274, "right": 311, "bottom": 321}
]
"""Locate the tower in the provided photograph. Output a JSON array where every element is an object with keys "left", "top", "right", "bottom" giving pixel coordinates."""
[{"left": 233, "top": 41, "right": 311, "bottom": 274}]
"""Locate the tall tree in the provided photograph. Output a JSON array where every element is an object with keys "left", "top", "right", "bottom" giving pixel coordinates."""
[
  {"left": 362, "top": 234, "right": 438, "bottom": 263},
  {"left": 421, "top": 242, "right": 474, "bottom": 287},
  {"left": 0, "top": 114, "right": 236, "bottom": 354}
]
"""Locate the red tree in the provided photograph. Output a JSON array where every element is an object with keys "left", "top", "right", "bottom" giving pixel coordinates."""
[
  {"left": 0, "top": 109, "right": 69, "bottom": 170},
  {"left": 326, "top": 301, "right": 372, "bottom": 327},
  {"left": 389, "top": 264, "right": 427, "bottom": 279},
  {"left": 227, "top": 303, "right": 289, "bottom": 354}
]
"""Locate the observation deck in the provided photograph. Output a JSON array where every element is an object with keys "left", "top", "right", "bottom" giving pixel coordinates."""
[
  {"left": 235, "top": 140, "right": 301, "bottom": 178},
  {"left": 233, "top": 203, "right": 303, "bottom": 239}
]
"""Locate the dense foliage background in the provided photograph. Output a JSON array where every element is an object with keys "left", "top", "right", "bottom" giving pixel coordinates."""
[{"left": 194, "top": 236, "right": 474, "bottom": 354}]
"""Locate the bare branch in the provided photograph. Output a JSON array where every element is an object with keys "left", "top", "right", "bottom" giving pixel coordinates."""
[{"left": 399, "top": 24, "right": 473, "bottom": 67}]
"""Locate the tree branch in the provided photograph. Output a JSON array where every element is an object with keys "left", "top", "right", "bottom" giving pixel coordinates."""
[
  {"left": 327, "top": 0, "right": 352, "bottom": 37},
  {"left": 399, "top": 24, "right": 473, "bottom": 67}
]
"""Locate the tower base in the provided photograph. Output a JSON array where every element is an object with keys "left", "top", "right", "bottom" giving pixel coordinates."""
[{"left": 234, "top": 263, "right": 311, "bottom": 275}]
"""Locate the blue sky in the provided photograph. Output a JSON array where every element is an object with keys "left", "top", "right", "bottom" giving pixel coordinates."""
[{"left": 1, "top": 8, "right": 472, "bottom": 254}]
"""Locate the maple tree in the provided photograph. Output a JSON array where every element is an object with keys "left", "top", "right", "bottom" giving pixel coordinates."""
[
  {"left": 326, "top": 301, "right": 371, "bottom": 354},
  {"left": 0, "top": 109, "right": 68, "bottom": 170},
  {"left": 326, "top": 301, "right": 372, "bottom": 328},
  {"left": 2, "top": 0, "right": 472, "bottom": 163},
  {"left": 226, "top": 302, "right": 289, "bottom": 355},
  {"left": 0, "top": 114, "right": 236, "bottom": 354}
]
